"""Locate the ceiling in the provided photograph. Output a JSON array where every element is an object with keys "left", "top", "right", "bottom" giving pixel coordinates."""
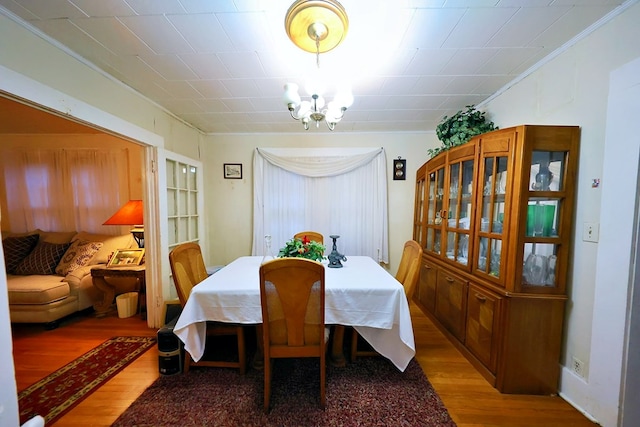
[{"left": 0, "top": 0, "right": 629, "bottom": 134}]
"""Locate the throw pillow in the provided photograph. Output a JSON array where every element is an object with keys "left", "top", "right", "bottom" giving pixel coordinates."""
[
  {"left": 14, "top": 241, "right": 71, "bottom": 275},
  {"left": 55, "top": 240, "right": 103, "bottom": 276},
  {"left": 2, "top": 233, "right": 40, "bottom": 274}
]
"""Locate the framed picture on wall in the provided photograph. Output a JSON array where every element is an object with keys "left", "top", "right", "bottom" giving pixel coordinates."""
[
  {"left": 107, "top": 248, "right": 145, "bottom": 267},
  {"left": 224, "top": 163, "right": 242, "bottom": 179}
]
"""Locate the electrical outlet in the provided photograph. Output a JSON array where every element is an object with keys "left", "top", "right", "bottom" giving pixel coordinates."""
[
  {"left": 583, "top": 222, "right": 599, "bottom": 242},
  {"left": 572, "top": 356, "right": 586, "bottom": 378}
]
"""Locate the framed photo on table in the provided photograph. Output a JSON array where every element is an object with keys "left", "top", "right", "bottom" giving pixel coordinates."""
[
  {"left": 223, "top": 163, "right": 242, "bottom": 179},
  {"left": 107, "top": 248, "right": 145, "bottom": 267}
]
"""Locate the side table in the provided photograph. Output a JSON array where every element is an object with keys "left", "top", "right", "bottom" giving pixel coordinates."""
[{"left": 91, "top": 265, "right": 146, "bottom": 319}]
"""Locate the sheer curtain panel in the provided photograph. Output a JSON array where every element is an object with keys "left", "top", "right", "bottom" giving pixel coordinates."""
[
  {"left": 1, "top": 148, "right": 130, "bottom": 234},
  {"left": 252, "top": 147, "right": 389, "bottom": 264}
]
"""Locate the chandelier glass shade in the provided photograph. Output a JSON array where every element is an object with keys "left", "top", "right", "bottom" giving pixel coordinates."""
[{"left": 283, "top": 0, "right": 353, "bottom": 131}]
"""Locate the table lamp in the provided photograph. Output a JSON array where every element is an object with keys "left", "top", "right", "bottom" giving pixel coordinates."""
[{"left": 103, "top": 200, "right": 144, "bottom": 247}]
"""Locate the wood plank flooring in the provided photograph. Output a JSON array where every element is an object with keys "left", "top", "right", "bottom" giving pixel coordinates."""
[{"left": 11, "top": 305, "right": 597, "bottom": 426}]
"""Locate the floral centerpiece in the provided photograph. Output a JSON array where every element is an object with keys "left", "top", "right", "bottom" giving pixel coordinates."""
[{"left": 278, "top": 236, "right": 326, "bottom": 262}]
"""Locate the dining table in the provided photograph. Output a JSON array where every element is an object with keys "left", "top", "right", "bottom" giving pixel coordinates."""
[{"left": 173, "top": 255, "right": 416, "bottom": 371}]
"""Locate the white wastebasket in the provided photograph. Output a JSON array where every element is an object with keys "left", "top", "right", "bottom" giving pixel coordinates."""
[{"left": 116, "top": 292, "right": 139, "bottom": 318}]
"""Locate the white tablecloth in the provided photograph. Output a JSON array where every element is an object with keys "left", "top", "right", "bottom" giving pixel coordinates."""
[{"left": 173, "top": 256, "right": 415, "bottom": 371}]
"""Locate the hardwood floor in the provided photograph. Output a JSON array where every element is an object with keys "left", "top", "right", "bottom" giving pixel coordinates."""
[{"left": 11, "top": 305, "right": 597, "bottom": 426}]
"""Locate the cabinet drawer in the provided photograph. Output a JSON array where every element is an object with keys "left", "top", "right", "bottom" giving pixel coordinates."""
[
  {"left": 435, "top": 268, "right": 468, "bottom": 341},
  {"left": 466, "top": 283, "right": 502, "bottom": 372},
  {"left": 418, "top": 260, "right": 437, "bottom": 313}
]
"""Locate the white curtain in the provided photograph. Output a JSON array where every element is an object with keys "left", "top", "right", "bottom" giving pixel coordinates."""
[
  {"left": 252, "top": 147, "right": 389, "bottom": 264},
  {"left": 1, "top": 148, "right": 130, "bottom": 234}
]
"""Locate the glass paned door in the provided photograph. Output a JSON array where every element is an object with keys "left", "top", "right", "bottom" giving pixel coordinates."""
[
  {"left": 166, "top": 159, "right": 201, "bottom": 252},
  {"left": 425, "top": 166, "right": 445, "bottom": 255},
  {"left": 522, "top": 151, "right": 567, "bottom": 288},
  {"left": 444, "top": 159, "right": 474, "bottom": 267},
  {"left": 476, "top": 155, "right": 508, "bottom": 279},
  {"left": 414, "top": 167, "right": 426, "bottom": 247},
  {"left": 158, "top": 149, "right": 204, "bottom": 306}
]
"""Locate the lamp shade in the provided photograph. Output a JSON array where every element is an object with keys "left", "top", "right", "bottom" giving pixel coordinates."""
[
  {"left": 103, "top": 200, "right": 143, "bottom": 226},
  {"left": 283, "top": 83, "right": 301, "bottom": 107}
]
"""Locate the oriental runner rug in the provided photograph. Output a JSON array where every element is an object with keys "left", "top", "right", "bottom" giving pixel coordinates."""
[
  {"left": 113, "top": 357, "right": 456, "bottom": 427},
  {"left": 18, "top": 336, "right": 156, "bottom": 425}
]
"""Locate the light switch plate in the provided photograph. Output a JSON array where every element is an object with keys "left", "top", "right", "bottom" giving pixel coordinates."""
[{"left": 583, "top": 222, "right": 599, "bottom": 242}]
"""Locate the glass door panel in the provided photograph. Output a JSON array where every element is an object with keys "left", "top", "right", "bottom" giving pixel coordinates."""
[
  {"left": 460, "top": 160, "right": 474, "bottom": 230},
  {"left": 477, "top": 155, "right": 507, "bottom": 279},
  {"left": 446, "top": 232, "right": 469, "bottom": 265},
  {"left": 414, "top": 174, "right": 425, "bottom": 246},
  {"left": 530, "top": 151, "right": 566, "bottom": 192},
  {"left": 445, "top": 159, "right": 473, "bottom": 268},
  {"left": 522, "top": 150, "right": 567, "bottom": 289},
  {"left": 477, "top": 237, "right": 503, "bottom": 277},
  {"left": 426, "top": 167, "right": 445, "bottom": 256},
  {"left": 434, "top": 168, "right": 445, "bottom": 226},
  {"left": 448, "top": 163, "right": 460, "bottom": 221},
  {"left": 526, "top": 199, "right": 561, "bottom": 237},
  {"left": 434, "top": 229, "right": 442, "bottom": 254},
  {"left": 426, "top": 173, "right": 436, "bottom": 253},
  {"left": 166, "top": 158, "right": 202, "bottom": 253},
  {"left": 523, "top": 243, "right": 557, "bottom": 286}
]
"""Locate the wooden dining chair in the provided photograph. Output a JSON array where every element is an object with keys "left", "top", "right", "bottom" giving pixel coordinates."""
[
  {"left": 293, "top": 231, "right": 324, "bottom": 244},
  {"left": 259, "top": 257, "right": 328, "bottom": 413},
  {"left": 350, "top": 240, "right": 423, "bottom": 362},
  {"left": 169, "top": 242, "right": 246, "bottom": 374}
]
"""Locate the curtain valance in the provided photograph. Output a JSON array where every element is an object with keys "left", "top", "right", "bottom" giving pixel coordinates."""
[{"left": 255, "top": 147, "right": 383, "bottom": 177}]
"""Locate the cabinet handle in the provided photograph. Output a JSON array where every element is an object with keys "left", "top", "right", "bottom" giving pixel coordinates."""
[
  {"left": 474, "top": 293, "right": 487, "bottom": 302},
  {"left": 446, "top": 276, "right": 455, "bottom": 283}
]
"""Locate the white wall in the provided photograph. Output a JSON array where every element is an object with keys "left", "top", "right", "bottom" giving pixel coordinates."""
[
  {"left": 587, "top": 55, "right": 640, "bottom": 427},
  {"left": 200, "top": 132, "right": 439, "bottom": 275},
  {"left": 482, "top": 2, "right": 640, "bottom": 424}
]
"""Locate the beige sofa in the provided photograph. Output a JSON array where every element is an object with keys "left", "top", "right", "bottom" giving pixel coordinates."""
[{"left": 3, "top": 229, "right": 136, "bottom": 328}]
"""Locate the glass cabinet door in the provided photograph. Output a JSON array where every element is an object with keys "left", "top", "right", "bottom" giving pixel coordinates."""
[
  {"left": 522, "top": 151, "right": 567, "bottom": 289},
  {"left": 444, "top": 159, "right": 474, "bottom": 267},
  {"left": 425, "top": 165, "right": 445, "bottom": 256},
  {"left": 475, "top": 155, "right": 508, "bottom": 279},
  {"left": 413, "top": 167, "right": 426, "bottom": 247}
]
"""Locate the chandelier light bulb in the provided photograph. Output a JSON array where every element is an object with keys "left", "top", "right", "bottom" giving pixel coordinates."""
[
  {"left": 334, "top": 87, "right": 354, "bottom": 109},
  {"left": 283, "top": 83, "right": 301, "bottom": 109},
  {"left": 326, "top": 102, "right": 343, "bottom": 123}
]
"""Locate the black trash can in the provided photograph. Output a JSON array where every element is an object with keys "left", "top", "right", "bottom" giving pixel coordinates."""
[{"left": 157, "top": 316, "right": 183, "bottom": 375}]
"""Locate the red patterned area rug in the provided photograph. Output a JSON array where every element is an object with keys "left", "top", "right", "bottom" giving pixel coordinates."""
[
  {"left": 18, "top": 336, "right": 156, "bottom": 425},
  {"left": 113, "top": 357, "right": 456, "bottom": 427}
]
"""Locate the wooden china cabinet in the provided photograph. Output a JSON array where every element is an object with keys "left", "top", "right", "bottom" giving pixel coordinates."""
[{"left": 413, "top": 125, "right": 580, "bottom": 394}]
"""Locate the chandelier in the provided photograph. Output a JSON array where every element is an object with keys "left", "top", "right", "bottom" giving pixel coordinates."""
[{"left": 283, "top": 0, "right": 353, "bottom": 131}]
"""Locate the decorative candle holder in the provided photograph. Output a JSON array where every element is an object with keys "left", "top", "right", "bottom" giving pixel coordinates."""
[
  {"left": 262, "top": 234, "right": 275, "bottom": 264},
  {"left": 327, "top": 235, "right": 347, "bottom": 268}
]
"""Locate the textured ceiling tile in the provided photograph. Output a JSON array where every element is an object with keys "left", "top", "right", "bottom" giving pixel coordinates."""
[
  {"left": 0, "top": 0, "right": 628, "bottom": 134},
  {"left": 119, "top": 15, "right": 194, "bottom": 55}
]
